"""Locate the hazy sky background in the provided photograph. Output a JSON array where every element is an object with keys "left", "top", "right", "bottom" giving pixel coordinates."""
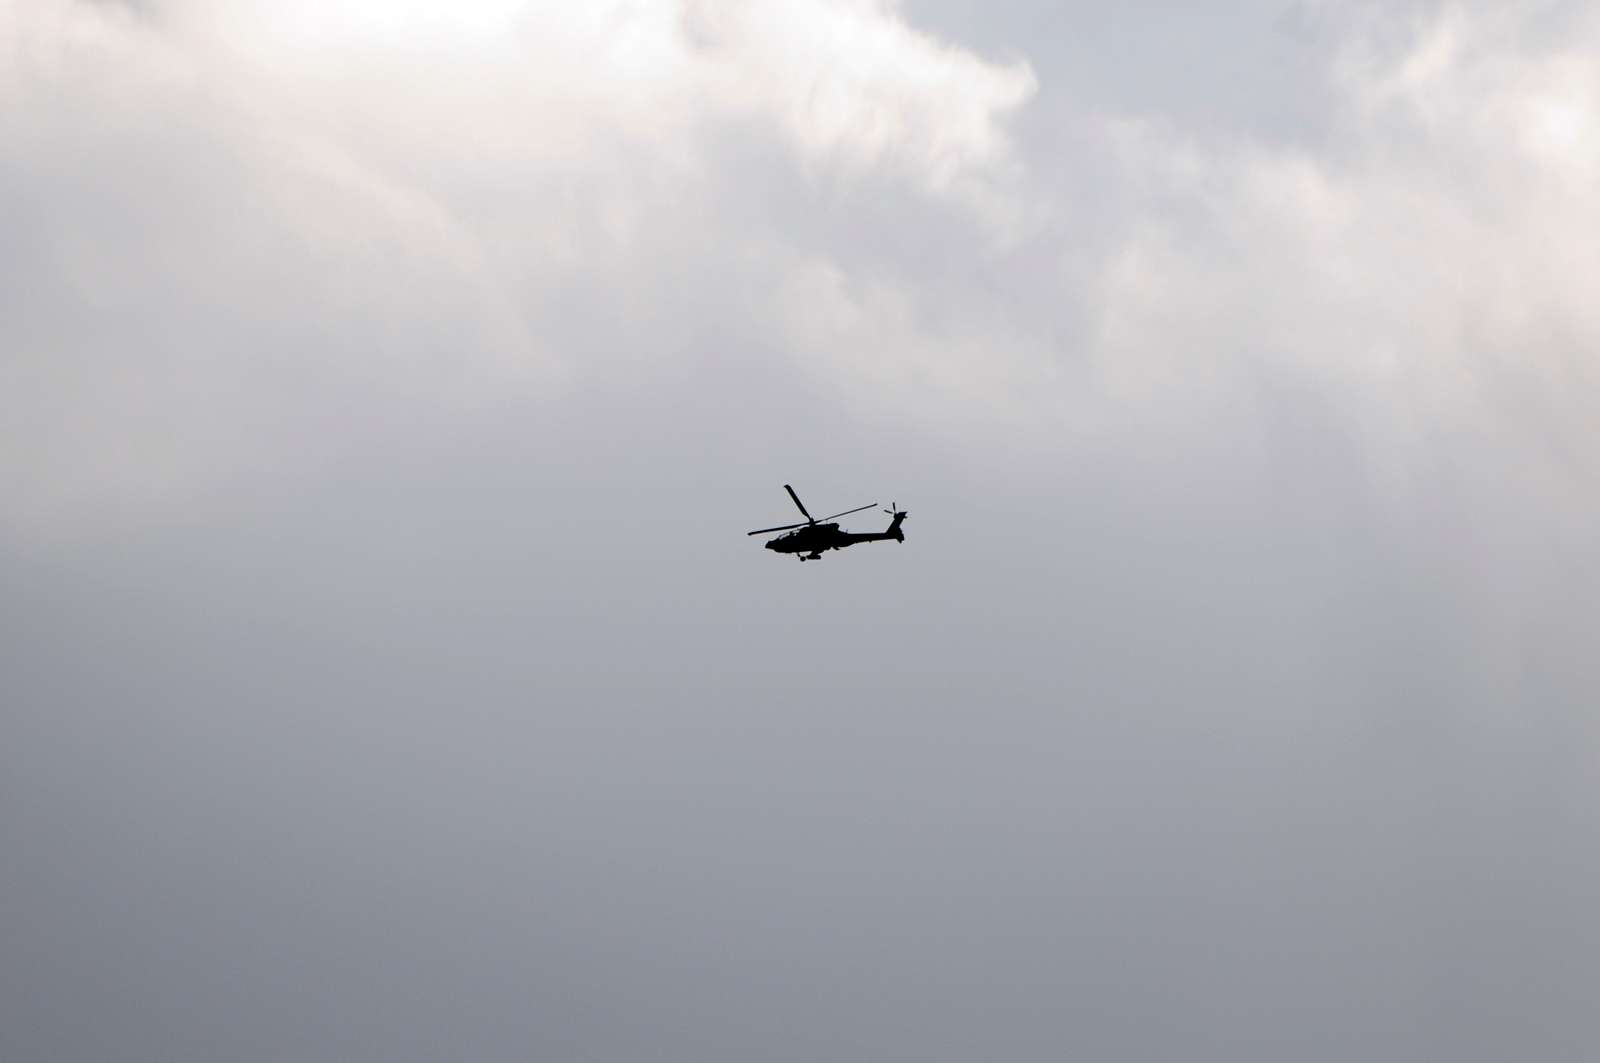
[{"left": 5, "top": 1, "right": 1599, "bottom": 1060}]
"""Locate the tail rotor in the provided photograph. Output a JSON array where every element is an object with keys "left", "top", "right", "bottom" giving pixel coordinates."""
[{"left": 883, "top": 502, "right": 907, "bottom": 542}]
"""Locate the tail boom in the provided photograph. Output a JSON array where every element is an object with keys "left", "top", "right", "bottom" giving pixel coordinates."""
[{"left": 837, "top": 510, "right": 906, "bottom": 547}]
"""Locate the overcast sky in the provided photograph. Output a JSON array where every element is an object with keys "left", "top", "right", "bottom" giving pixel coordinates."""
[{"left": 5, "top": 2, "right": 1600, "bottom": 1060}]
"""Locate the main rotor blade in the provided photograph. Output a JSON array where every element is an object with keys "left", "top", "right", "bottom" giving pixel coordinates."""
[
  {"left": 784, "top": 484, "right": 812, "bottom": 522},
  {"left": 747, "top": 522, "right": 807, "bottom": 536},
  {"left": 815, "top": 503, "right": 876, "bottom": 522}
]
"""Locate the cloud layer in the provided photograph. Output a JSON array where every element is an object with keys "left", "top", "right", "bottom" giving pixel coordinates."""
[{"left": 6, "top": 3, "right": 1600, "bottom": 1061}]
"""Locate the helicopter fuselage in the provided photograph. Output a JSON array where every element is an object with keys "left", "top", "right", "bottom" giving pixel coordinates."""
[{"left": 764, "top": 514, "right": 906, "bottom": 560}]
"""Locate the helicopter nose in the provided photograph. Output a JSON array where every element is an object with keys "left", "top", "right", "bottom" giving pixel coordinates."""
[{"left": 764, "top": 540, "right": 777, "bottom": 550}]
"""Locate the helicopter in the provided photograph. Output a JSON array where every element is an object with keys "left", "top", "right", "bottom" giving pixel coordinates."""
[{"left": 748, "top": 484, "right": 907, "bottom": 561}]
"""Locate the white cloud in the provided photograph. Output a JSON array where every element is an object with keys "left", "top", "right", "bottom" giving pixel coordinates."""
[
  {"left": 1083, "top": 5, "right": 1600, "bottom": 440},
  {"left": 0, "top": 0, "right": 1035, "bottom": 536},
  {"left": 6, "top": 0, "right": 1600, "bottom": 598}
]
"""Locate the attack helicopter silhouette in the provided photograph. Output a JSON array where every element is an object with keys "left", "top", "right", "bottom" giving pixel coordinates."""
[{"left": 748, "top": 484, "right": 906, "bottom": 561}]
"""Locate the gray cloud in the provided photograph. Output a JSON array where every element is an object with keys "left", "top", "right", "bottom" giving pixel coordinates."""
[{"left": 4, "top": 2, "right": 1599, "bottom": 1061}]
